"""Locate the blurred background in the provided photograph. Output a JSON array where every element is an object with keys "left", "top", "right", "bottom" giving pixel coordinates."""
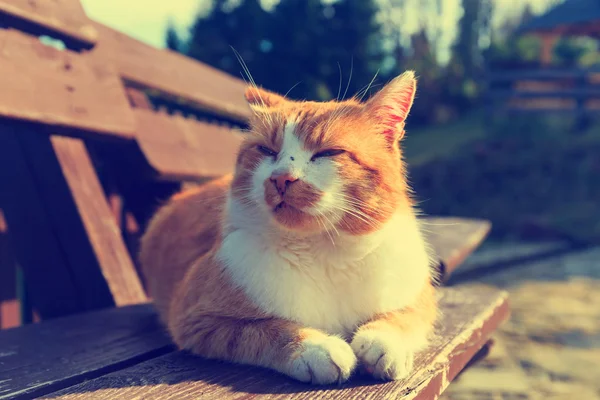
[
  {"left": 2, "top": 0, "right": 600, "bottom": 398},
  {"left": 83, "top": 0, "right": 600, "bottom": 397}
]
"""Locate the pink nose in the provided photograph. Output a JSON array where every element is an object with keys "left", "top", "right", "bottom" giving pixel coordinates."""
[{"left": 270, "top": 172, "right": 298, "bottom": 195}]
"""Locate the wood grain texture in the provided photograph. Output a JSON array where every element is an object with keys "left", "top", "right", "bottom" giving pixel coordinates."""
[
  {"left": 44, "top": 287, "right": 509, "bottom": 400},
  {"left": 134, "top": 109, "right": 244, "bottom": 181},
  {"left": 125, "top": 87, "right": 153, "bottom": 110},
  {"left": 92, "top": 22, "right": 251, "bottom": 122},
  {"left": 0, "top": 305, "right": 173, "bottom": 400},
  {"left": 0, "top": 0, "right": 97, "bottom": 49},
  {"left": 49, "top": 136, "right": 147, "bottom": 306},
  {"left": 0, "top": 210, "right": 19, "bottom": 329},
  {"left": 0, "top": 299, "right": 19, "bottom": 330},
  {"left": 422, "top": 217, "right": 491, "bottom": 283},
  {"left": 0, "top": 29, "right": 134, "bottom": 137}
]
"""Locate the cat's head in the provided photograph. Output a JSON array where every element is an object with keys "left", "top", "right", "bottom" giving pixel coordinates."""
[{"left": 231, "top": 71, "right": 417, "bottom": 235}]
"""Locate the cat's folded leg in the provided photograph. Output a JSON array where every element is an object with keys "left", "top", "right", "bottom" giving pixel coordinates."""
[
  {"left": 172, "top": 315, "right": 357, "bottom": 385},
  {"left": 350, "top": 284, "right": 437, "bottom": 381}
]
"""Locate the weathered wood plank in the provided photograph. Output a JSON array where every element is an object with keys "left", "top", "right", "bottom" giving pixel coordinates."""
[
  {"left": 92, "top": 22, "right": 251, "bottom": 122},
  {"left": 421, "top": 217, "right": 491, "bottom": 283},
  {"left": 0, "top": 299, "right": 19, "bottom": 330},
  {"left": 134, "top": 109, "right": 244, "bottom": 181},
  {"left": 125, "top": 87, "right": 153, "bottom": 110},
  {"left": 0, "top": 305, "right": 173, "bottom": 400},
  {"left": 0, "top": 0, "right": 97, "bottom": 49},
  {"left": 45, "top": 287, "right": 509, "bottom": 400},
  {"left": 49, "top": 136, "right": 147, "bottom": 306},
  {"left": 0, "top": 210, "right": 19, "bottom": 329},
  {"left": 0, "top": 29, "right": 134, "bottom": 138}
]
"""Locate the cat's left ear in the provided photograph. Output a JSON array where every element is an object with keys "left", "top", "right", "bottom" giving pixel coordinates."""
[
  {"left": 364, "top": 70, "right": 416, "bottom": 145},
  {"left": 245, "top": 86, "right": 286, "bottom": 111}
]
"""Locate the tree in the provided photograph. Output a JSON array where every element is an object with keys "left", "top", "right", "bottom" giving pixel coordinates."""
[
  {"left": 266, "top": 0, "right": 386, "bottom": 101},
  {"left": 185, "top": 0, "right": 271, "bottom": 84},
  {"left": 453, "top": 0, "right": 482, "bottom": 79},
  {"left": 165, "top": 21, "right": 181, "bottom": 52},
  {"left": 265, "top": 0, "right": 326, "bottom": 100},
  {"left": 321, "top": 0, "right": 387, "bottom": 100},
  {"left": 172, "top": 0, "right": 387, "bottom": 102}
]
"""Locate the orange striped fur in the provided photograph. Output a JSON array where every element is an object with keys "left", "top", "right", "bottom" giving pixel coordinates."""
[{"left": 140, "top": 71, "right": 437, "bottom": 384}]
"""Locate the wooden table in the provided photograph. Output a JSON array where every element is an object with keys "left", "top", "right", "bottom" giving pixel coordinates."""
[{"left": 0, "top": 286, "right": 509, "bottom": 400}]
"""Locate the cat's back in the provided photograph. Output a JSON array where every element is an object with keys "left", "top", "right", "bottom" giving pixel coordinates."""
[{"left": 140, "top": 175, "right": 231, "bottom": 316}]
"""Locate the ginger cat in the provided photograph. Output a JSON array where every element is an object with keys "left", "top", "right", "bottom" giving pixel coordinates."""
[{"left": 140, "top": 71, "right": 437, "bottom": 385}]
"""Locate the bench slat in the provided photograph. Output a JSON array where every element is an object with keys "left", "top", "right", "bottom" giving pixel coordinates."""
[
  {"left": 50, "top": 136, "right": 147, "bottom": 306},
  {"left": 92, "top": 23, "right": 252, "bottom": 123},
  {"left": 134, "top": 110, "right": 244, "bottom": 181},
  {"left": 0, "top": 305, "right": 172, "bottom": 400},
  {"left": 0, "top": 0, "right": 96, "bottom": 49},
  {"left": 30, "top": 287, "right": 508, "bottom": 400},
  {"left": 0, "top": 29, "right": 134, "bottom": 138},
  {"left": 0, "top": 210, "right": 19, "bottom": 329},
  {"left": 422, "top": 217, "right": 491, "bottom": 283}
]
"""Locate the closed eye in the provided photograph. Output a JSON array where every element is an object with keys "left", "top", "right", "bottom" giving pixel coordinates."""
[
  {"left": 257, "top": 145, "right": 278, "bottom": 157},
  {"left": 311, "top": 148, "right": 345, "bottom": 161}
]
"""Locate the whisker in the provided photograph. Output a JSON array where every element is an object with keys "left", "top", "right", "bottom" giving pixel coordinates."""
[
  {"left": 342, "top": 56, "right": 354, "bottom": 101},
  {"left": 331, "top": 206, "right": 380, "bottom": 229},
  {"left": 338, "top": 196, "right": 380, "bottom": 210},
  {"left": 284, "top": 81, "right": 302, "bottom": 98},
  {"left": 357, "top": 69, "right": 380, "bottom": 102},
  {"left": 337, "top": 195, "right": 383, "bottom": 213},
  {"left": 315, "top": 211, "right": 336, "bottom": 245},
  {"left": 231, "top": 46, "right": 273, "bottom": 125},
  {"left": 319, "top": 210, "right": 340, "bottom": 238},
  {"left": 336, "top": 62, "right": 343, "bottom": 101}
]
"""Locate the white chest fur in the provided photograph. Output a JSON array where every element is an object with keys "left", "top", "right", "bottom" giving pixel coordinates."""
[{"left": 217, "top": 201, "right": 433, "bottom": 337}]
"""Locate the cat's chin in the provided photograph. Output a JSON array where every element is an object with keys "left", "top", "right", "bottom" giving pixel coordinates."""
[{"left": 270, "top": 202, "right": 322, "bottom": 232}]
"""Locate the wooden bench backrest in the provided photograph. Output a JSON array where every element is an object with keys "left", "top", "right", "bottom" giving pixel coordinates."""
[
  {"left": 0, "top": 28, "right": 135, "bottom": 138},
  {"left": 89, "top": 23, "right": 248, "bottom": 182},
  {"left": 0, "top": 0, "right": 250, "bottom": 325},
  {"left": 0, "top": 0, "right": 149, "bottom": 321},
  {"left": 0, "top": 0, "right": 97, "bottom": 49},
  {"left": 92, "top": 23, "right": 251, "bottom": 123}
]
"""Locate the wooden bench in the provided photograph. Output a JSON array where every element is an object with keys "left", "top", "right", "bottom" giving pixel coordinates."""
[
  {"left": 0, "top": 0, "right": 508, "bottom": 398},
  {"left": 0, "top": 286, "right": 509, "bottom": 400}
]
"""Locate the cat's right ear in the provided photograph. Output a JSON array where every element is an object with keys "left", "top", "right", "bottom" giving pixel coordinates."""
[{"left": 245, "top": 86, "right": 286, "bottom": 110}]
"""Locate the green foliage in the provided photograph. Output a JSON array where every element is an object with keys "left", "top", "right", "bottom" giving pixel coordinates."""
[
  {"left": 452, "top": 0, "right": 482, "bottom": 79},
  {"left": 186, "top": 0, "right": 271, "bottom": 84},
  {"left": 180, "top": 0, "right": 385, "bottom": 101},
  {"left": 165, "top": 22, "right": 181, "bottom": 51},
  {"left": 554, "top": 37, "right": 599, "bottom": 67},
  {"left": 486, "top": 35, "right": 541, "bottom": 67},
  {"left": 408, "top": 114, "right": 600, "bottom": 243}
]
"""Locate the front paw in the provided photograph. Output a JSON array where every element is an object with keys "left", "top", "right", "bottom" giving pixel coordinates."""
[
  {"left": 287, "top": 335, "right": 357, "bottom": 385},
  {"left": 351, "top": 330, "right": 415, "bottom": 381}
]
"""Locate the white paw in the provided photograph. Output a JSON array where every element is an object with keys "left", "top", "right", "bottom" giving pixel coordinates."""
[
  {"left": 287, "top": 335, "right": 357, "bottom": 385},
  {"left": 351, "top": 330, "right": 415, "bottom": 381}
]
